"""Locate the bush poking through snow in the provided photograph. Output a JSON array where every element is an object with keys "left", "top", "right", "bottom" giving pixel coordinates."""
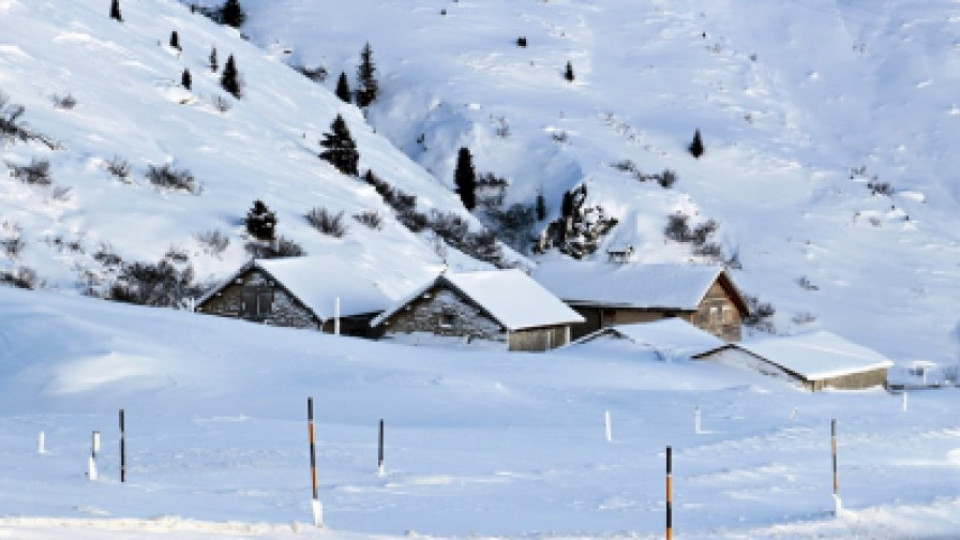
[
  {"left": 194, "top": 230, "right": 230, "bottom": 257},
  {"left": 110, "top": 257, "right": 199, "bottom": 308},
  {"left": 293, "top": 64, "right": 328, "bottom": 83},
  {"left": 7, "top": 158, "right": 52, "bottom": 186},
  {"left": 611, "top": 160, "right": 679, "bottom": 189},
  {"left": 353, "top": 210, "right": 383, "bottom": 230},
  {"left": 244, "top": 236, "right": 304, "bottom": 259},
  {"left": 105, "top": 155, "right": 131, "bottom": 181},
  {"left": 1, "top": 236, "right": 24, "bottom": 259},
  {"left": 0, "top": 92, "right": 57, "bottom": 149},
  {"left": 0, "top": 266, "right": 40, "bottom": 289},
  {"left": 145, "top": 163, "right": 199, "bottom": 194},
  {"left": 245, "top": 200, "right": 276, "bottom": 241},
  {"left": 211, "top": 95, "right": 232, "bottom": 113},
  {"left": 52, "top": 93, "right": 77, "bottom": 110},
  {"left": 305, "top": 207, "right": 347, "bottom": 238},
  {"left": 743, "top": 294, "right": 777, "bottom": 333},
  {"left": 664, "top": 212, "right": 722, "bottom": 260}
]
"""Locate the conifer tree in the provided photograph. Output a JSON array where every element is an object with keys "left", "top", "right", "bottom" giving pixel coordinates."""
[
  {"left": 335, "top": 72, "right": 352, "bottom": 103},
  {"left": 564, "top": 61, "right": 575, "bottom": 82},
  {"left": 209, "top": 47, "right": 219, "bottom": 72},
  {"left": 454, "top": 147, "right": 477, "bottom": 211},
  {"left": 355, "top": 42, "right": 379, "bottom": 107},
  {"left": 319, "top": 114, "right": 359, "bottom": 176},
  {"left": 219, "top": 0, "right": 246, "bottom": 28},
  {"left": 245, "top": 200, "right": 276, "bottom": 241},
  {"left": 536, "top": 191, "right": 546, "bottom": 221},
  {"left": 220, "top": 54, "right": 241, "bottom": 98},
  {"left": 170, "top": 30, "right": 181, "bottom": 51},
  {"left": 689, "top": 128, "right": 705, "bottom": 159},
  {"left": 181, "top": 69, "right": 192, "bottom": 90},
  {"left": 110, "top": 0, "right": 122, "bottom": 22}
]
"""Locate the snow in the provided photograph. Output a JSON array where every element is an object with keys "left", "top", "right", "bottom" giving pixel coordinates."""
[
  {"left": 724, "top": 330, "right": 896, "bottom": 381},
  {"left": 574, "top": 318, "right": 726, "bottom": 360},
  {"left": 535, "top": 260, "right": 734, "bottom": 310},
  {"left": 372, "top": 268, "right": 584, "bottom": 331}
]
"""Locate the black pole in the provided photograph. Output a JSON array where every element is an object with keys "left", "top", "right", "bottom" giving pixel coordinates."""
[
  {"left": 119, "top": 409, "right": 126, "bottom": 483},
  {"left": 308, "top": 398, "right": 318, "bottom": 500},
  {"left": 666, "top": 446, "right": 673, "bottom": 540},
  {"left": 378, "top": 419, "right": 385, "bottom": 473},
  {"left": 831, "top": 419, "right": 838, "bottom": 496}
]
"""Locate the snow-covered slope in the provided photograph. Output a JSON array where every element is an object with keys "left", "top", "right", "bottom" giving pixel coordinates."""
[
  {"left": 0, "top": 0, "right": 503, "bottom": 302},
  {"left": 233, "top": 0, "right": 960, "bottom": 364}
]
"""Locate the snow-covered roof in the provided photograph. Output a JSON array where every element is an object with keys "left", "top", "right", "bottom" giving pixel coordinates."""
[
  {"left": 574, "top": 319, "right": 725, "bottom": 360},
  {"left": 371, "top": 269, "right": 585, "bottom": 330},
  {"left": 708, "top": 330, "right": 895, "bottom": 381},
  {"left": 534, "top": 261, "right": 746, "bottom": 313},
  {"left": 198, "top": 257, "right": 395, "bottom": 321}
]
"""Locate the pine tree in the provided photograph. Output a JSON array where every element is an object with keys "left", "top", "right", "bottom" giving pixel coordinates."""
[
  {"left": 170, "top": 30, "right": 181, "bottom": 51},
  {"left": 536, "top": 191, "right": 546, "bottom": 221},
  {"left": 181, "top": 69, "right": 192, "bottom": 90},
  {"left": 220, "top": 54, "right": 241, "bottom": 98},
  {"left": 219, "top": 0, "right": 246, "bottom": 28},
  {"left": 319, "top": 114, "right": 359, "bottom": 176},
  {"left": 355, "top": 42, "right": 379, "bottom": 107},
  {"left": 245, "top": 200, "right": 276, "bottom": 241},
  {"left": 110, "top": 0, "right": 122, "bottom": 22},
  {"left": 564, "top": 61, "right": 575, "bottom": 82},
  {"left": 209, "top": 47, "right": 219, "bottom": 72},
  {"left": 689, "top": 128, "right": 704, "bottom": 159},
  {"left": 335, "top": 72, "right": 352, "bottom": 103},
  {"left": 453, "top": 147, "right": 477, "bottom": 211}
]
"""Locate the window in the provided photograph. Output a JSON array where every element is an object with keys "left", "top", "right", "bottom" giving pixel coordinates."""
[
  {"left": 242, "top": 286, "right": 273, "bottom": 319},
  {"left": 439, "top": 311, "right": 455, "bottom": 328}
]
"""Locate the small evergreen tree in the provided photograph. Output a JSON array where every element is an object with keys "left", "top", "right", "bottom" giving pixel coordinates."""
[
  {"left": 181, "top": 69, "right": 192, "bottom": 90},
  {"left": 209, "top": 47, "right": 219, "bottom": 72},
  {"left": 453, "top": 147, "right": 477, "bottom": 211},
  {"left": 335, "top": 72, "right": 352, "bottom": 103},
  {"left": 319, "top": 114, "right": 359, "bottom": 176},
  {"left": 219, "top": 0, "right": 246, "bottom": 28},
  {"left": 689, "top": 128, "right": 704, "bottom": 159},
  {"left": 564, "top": 61, "right": 575, "bottom": 82},
  {"left": 245, "top": 199, "right": 276, "bottom": 241},
  {"left": 220, "top": 54, "right": 241, "bottom": 98},
  {"left": 170, "top": 30, "right": 181, "bottom": 51},
  {"left": 536, "top": 191, "right": 546, "bottom": 221},
  {"left": 110, "top": 0, "right": 122, "bottom": 22},
  {"left": 355, "top": 42, "right": 379, "bottom": 107}
]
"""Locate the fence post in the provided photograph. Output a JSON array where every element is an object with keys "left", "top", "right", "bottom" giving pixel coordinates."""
[
  {"left": 604, "top": 410, "right": 612, "bottom": 443},
  {"left": 694, "top": 406, "right": 702, "bottom": 434},
  {"left": 119, "top": 409, "right": 126, "bottom": 483},
  {"left": 832, "top": 419, "right": 841, "bottom": 515},
  {"left": 88, "top": 430, "right": 100, "bottom": 480},
  {"left": 308, "top": 398, "right": 323, "bottom": 527},
  {"left": 666, "top": 446, "right": 673, "bottom": 540},
  {"left": 38, "top": 431, "right": 45, "bottom": 454}
]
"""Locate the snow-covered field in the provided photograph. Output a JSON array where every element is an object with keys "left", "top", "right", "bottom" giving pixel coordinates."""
[{"left": 3, "top": 287, "right": 960, "bottom": 538}]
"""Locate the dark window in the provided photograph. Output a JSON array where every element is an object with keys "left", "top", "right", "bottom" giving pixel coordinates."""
[
  {"left": 242, "top": 286, "right": 273, "bottom": 319},
  {"left": 439, "top": 311, "right": 455, "bottom": 328}
]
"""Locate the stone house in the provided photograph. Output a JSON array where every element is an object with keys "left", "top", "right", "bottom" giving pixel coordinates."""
[
  {"left": 195, "top": 257, "right": 395, "bottom": 336},
  {"left": 533, "top": 261, "right": 750, "bottom": 342},
  {"left": 370, "top": 269, "right": 585, "bottom": 351}
]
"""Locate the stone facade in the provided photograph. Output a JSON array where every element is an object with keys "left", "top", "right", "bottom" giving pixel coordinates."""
[{"left": 197, "top": 268, "right": 321, "bottom": 329}]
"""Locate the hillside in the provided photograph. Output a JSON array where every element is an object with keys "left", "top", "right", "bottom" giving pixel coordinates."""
[{"left": 230, "top": 0, "right": 960, "bottom": 365}]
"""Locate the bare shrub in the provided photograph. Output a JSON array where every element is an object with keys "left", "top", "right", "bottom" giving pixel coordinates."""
[
  {"left": 1, "top": 236, "right": 24, "bottom": 259},
  {"left": 743, "top": 294, "right": 776, "bottom": 333},
  {"left": 797, "top": 276, "right": 819, "bottom": 291},
  {"left": 0, "top": 266, "right": 40, "bottom": 289},
  {"left": 305, "top": 207, "right": 347, "bottom": 238},
  {"left": 51, "top": 185, "right": 72, "bottom": 202},
  {"left": 105, "top": 155, "right": 131, "bottom": 181},
  {"left": 93, "top": 244, "right": 122, "bottom": 267},
  {"left": 244, "top": 236, "right": 305, "bottom": 259},
  {"left": 353, "top": 210, "right": 383, "bottom": 230},
  {"left": 0, "top": 91, "right": 58, "bottom": 149},
  {"left": 52, "top": 93, "right": 77, "bottom": 110},
  {"left": 109, "top": 259, "right": 199, "bottom": 307},
  {"left": 293, "top": 64, "right": 328, "bottom": 82},
  {"left": 194, "top": 229, "right": 230, "bottom": 257},
  {"left": 146, "top": 163, "right": 199, "bottom": 194},
  {"left": 7, "top": 157, "right": 52, "bottom": 185},
  {"left": 655, "top": 169, "right": 678, "bottom": 189},
  {"left": 211, "top": 95, "right": 232, "bottom": 113}
]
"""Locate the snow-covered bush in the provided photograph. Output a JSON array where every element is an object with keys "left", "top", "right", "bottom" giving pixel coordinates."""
[
  {"left": 353, "top": 210, "right": 383, "bottom": 230},
  {"left": 109, "top": 258, "right": 199, "bottom": 308},
  {"left": 194, "top": 229, "right": 230, "bottom": 257},
  {"left": 664, "top": 212, "right": 722, "bottom": 261},
  {"left": 535, "top": 184, "right": 618, "bottom": 259},
  {"left": 146, "top": 163, "right": 199, "bottom": 194},
  {"left": 51, "top": 93, "right": 77, "bottom": 110},
  {"left": 244, "top": 236, "right": 305, "bottom": 259},
  {"left": 305, "top": 207, "right": 347, "bottom": 238},
  {"left": 743, "top": 294, "right": 776, "bottom": 333},
  {"left": 0, "top": 266, "right": 40, "bottom": 289},
  {"left": 244, "top": 199, "right": 276, "bottom": 241},
  {"left": 105, "top": 155, "right": 131, "bottom": 181},
  {"left": 482, "top": 203, "right": 537, "bottom": 252},
  {"left": 7, "top": 158, "right": 52, "bottom": 186}
]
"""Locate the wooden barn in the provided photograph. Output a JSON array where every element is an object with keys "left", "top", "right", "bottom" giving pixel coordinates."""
[
  {"left": 195, "top": 257, "right": 395, "bottom": 336},
  {"left": 694, "top": 331, "right": 894, "bottom": 391},
  {"left": 534, "top": 261, "right": 750, "bottom": 342},
  {"left": 370, "top": 269, "right": 585, "bottom": 351}
]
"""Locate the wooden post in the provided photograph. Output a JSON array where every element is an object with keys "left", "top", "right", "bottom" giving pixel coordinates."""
[
  {"left": 832, "top": 419, "right": 842, "bottom": 515},
  {"left": 666, "top": 446, "right": 673, "bottom": 540},
  {"left": 88, "top": 430, "right": 100, "bottom": 481},
  {"left": 378, "top": 419, "right": 385, "bottom": 477},
  {"left": 119, "top": 409, "right": 126, "bottom": 483},
  {"left": 334, "top": 297, "right": 341, "bottom": 336},
  {"left": 902, "top": 391, "right": 908, "bottom": 412},
  {"left": 307, "top": 398, "right": 323, "bottom": 526}
]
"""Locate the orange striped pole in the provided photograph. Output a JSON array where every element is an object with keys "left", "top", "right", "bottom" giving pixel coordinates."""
[
  {"left": 308, "top": 398, "right": 318, "bottom": 500},
  {"left": 666, "top": 446, "right": 673, "bottom": 540}
]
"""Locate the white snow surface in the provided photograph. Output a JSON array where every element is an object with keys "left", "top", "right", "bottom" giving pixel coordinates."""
[
  {"left": 535, "top": 261, "right": 732, "bottom": 310},
  {"left": 373, "top": 268, "right": 584, "bottom": 331},
  {"left": 575, "top": 318, "right": 726, "bottom": 360},
  {"left": 733, "top": 330, "right": 896, "bottom": 381}
]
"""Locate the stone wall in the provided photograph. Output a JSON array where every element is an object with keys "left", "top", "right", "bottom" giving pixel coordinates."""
[
  {"left": 197, "top": 268, "right": 321, "bottom": 330},
  {"left": 380, "top": 286, "right": 507, "bottom": 344}
]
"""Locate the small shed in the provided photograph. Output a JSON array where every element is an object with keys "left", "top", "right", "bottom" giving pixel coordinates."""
[
  {"left": 694, "top": 330, "right": 894, "bottom": 391},
  {"left": 534, "top": 261, "right": 749, "bottom": 342},
  {"left": 574, "top": 319, "right": 726, "bottom": 360},
  {"left": 371, "top": 269, "right": 585, "bottom": 351},
  {"left": 195, "top": 257, "right": 394, "bottom": 336}
]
